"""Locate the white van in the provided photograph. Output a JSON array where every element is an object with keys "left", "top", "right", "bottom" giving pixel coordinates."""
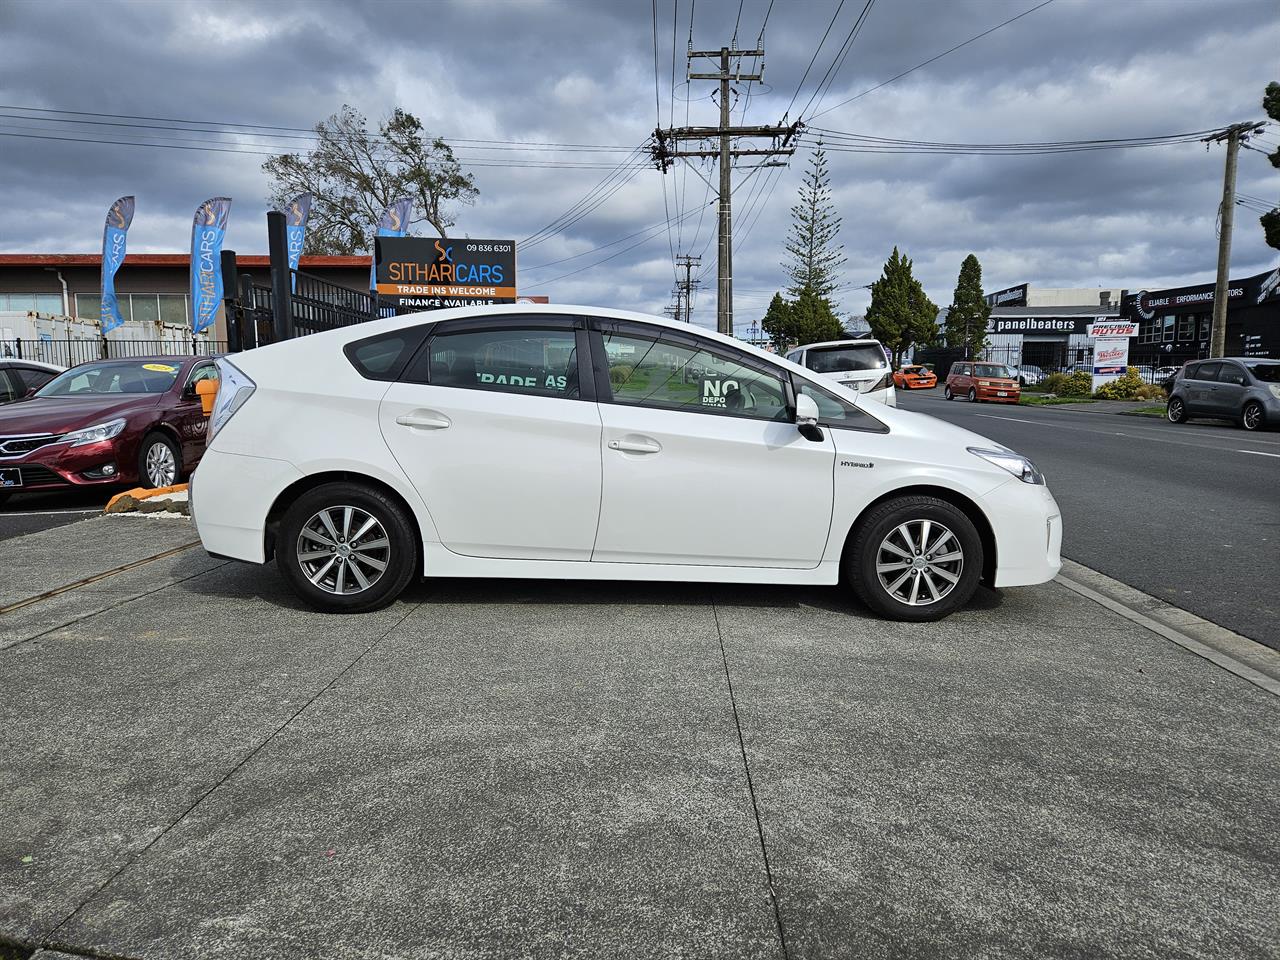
[{"left": 785, "top": 339, "right": 896, "bottom": 406}]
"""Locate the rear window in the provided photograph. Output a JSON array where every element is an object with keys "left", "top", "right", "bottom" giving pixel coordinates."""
[
  {"left": 806, "top": 344, "right": 886, "bottom": 374},
  {"left": 344, "top": 328, "right": 430, "bottom": 381},
  {"left": 1246, "top": 362, "right": 1280, "bottom": 383}
]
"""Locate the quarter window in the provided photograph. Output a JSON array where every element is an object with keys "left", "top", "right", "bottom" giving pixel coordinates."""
[
  {"left": 409, "top": 328, "right": 580, "bottom": 398},
  {"left": 795, "top": 379, "right": 887, "bottom": 432},
  {"left": 600, "top": 331, "right": 788, "bottom": 421}
]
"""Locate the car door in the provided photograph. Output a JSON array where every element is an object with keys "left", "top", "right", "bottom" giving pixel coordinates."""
[
  {"left": 589, "top": 320, "right": 835, "bottom": 568},
  {"left": 1184, "top": 361, "right": 1219, "bottom": 413},
  {"left": 378, "top": 315, "right": 603, "bottom": 561},
  {"left": 1212, "top": 361, "right": 1247, "bottom": 416},
  {"left": 171, "top": 361, "right": 218, "bottom": 469}
]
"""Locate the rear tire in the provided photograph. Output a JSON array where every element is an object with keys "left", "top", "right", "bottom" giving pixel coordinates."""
[
  {"left": 1166, "top": 397, "right": 1187, "bottom": 424},
  {"left": 277, "top": 482, "right": 418, "bottom": 613},
  {"left": 1241, "top": 401, "right": 1264, "bottom": 431},
  {"left": 845, "top": 496, "right": 983, "bottom": 622}
]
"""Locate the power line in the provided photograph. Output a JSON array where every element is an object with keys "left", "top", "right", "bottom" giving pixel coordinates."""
[
  {"left": 519, "top": 148, "right": 649, "bottom": 246},
  {"left": 0, "top": 104, "right": 633, "bottom": 151},
  {"left": 806, "top": 0, "right": 1058, "bottom": 121},
  {"left": 784, "top": 0, "right": 849, "bottom": 118},
  {"left": 798, "top": 0, "right": 877, "bottom": 120}
]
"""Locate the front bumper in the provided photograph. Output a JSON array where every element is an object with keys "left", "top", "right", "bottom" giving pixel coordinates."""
[
  {"left": 988, "top": 479, "right": 1062, "bottom": 588},
  {"left": 0, "top": 439, "right": 133, "bottom": 491},
  {"left": 975, "top": 385, "right": 1020, "bottom": 403}
]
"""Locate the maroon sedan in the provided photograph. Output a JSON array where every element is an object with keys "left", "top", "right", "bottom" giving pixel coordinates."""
[{"left": 0, "top": 356, "right": 219, "bottom": 505}]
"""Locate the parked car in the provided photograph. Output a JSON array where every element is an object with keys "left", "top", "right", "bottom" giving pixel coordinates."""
[
  {"left": 1166, "top": 357, "right": 1280, "bottom": 431},
  {"left": 0, "top": 359, "right": 63, "bottom": 404},
  {"left": 1152, "top": 365, "right": 1180, "bottom": 389},
  {"left": 891, "top": 364, "right": 937, "bottom": 390},
  {"left": 944, "top": 361, "right": 1021, "bottom": 404},
  {"left": 784, "top": 338, "right": 896, "bottom": 406},
  {"left": 0, "top": 356, "right": 219, "bottom": 504},
  {"left": 192, "top": 306, "right": 1062, "bottom": 622},
  {"left": 1014, "top": 364, "right": 1045, "bottom": 387}
]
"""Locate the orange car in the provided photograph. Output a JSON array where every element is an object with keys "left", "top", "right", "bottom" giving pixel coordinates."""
[
  {"left": 944, "top": 361, "right": 1021, "bottom": 403},
  {"left": 891, "top": 364, "right": 938, "bottom": 390}
]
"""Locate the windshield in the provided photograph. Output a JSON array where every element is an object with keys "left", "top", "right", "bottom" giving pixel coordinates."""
[
  {"left": 807, "top": 344, "right": 886, "bottom": 374},
  {"left": 974, "top": 364, "right": 1014, "bottom": 378},
  {"left": 37, "top": 360, "right": 181, "bottom": 397},
  {"left": 1246, "top": 362, "right": 1280, "bottom": 383}
]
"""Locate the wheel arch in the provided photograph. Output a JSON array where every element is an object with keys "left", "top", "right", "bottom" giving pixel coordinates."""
[
  {"left": 263, "top": 470, "right": 426, "bottom": 565},
  {"left": 841, "top": 484, "right": 997, "bottom": 586}
]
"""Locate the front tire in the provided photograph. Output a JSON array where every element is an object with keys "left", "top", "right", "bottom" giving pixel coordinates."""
[
  {"left": 968, "top": 387, "right": 978, "bottom": 402},
  {"left": 1241, "top": 401, "right": 1264, "bottom": 431},
  {"left": 138, "top": 432, "right": 181, "bottom": 488},
  {"left": 1166, "top": 397, "right": 1187, "bottom": 423},
  {"left": 277, "top": 482, "right": 418, "bottom": 613},
  {"left": 845, "top": 496, "right": 983, "bottom": 622},
  {"left": 943, "top": 385, "right": 954, "bottom": 400}
]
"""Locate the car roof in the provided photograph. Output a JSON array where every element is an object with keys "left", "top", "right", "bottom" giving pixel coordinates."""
[
  {"left": 793, "top": 338, "right": 883, "bottom": 350},
  {"left": 0, "top": 358, "right": 63, "bottom": 371}
]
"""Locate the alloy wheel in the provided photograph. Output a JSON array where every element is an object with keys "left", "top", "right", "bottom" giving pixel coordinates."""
[
  {"left": 1168, "top": 399, "right": 1184, "bottom": 423},
  {"left": 296, "top": 505, "right": 391, "bottom": 596},
  {"left": 145, "top": 441, "right": 177, "bottom": 487},
  {"left": 1243, "top": 403, "right": 1262, "bottom": 431},
  {"left": 875, "top": 519, "right": 964, "bottom": 607}
]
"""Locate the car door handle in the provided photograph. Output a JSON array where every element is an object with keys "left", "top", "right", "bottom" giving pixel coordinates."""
[
  {"left": 608, "top": 437, "right": 662, "bottom": 454},
  {"left": 396, "top": 411, "right": 451, "bottom": 430}
]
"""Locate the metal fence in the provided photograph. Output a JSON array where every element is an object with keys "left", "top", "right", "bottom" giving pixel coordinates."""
[{"left": 1, "top": 337, "right": 228, "bottom": 368}]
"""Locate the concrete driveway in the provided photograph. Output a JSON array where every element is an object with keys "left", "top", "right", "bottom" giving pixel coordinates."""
[{"left": 1, "top": 516, "right": 1277, "bottom": 959}]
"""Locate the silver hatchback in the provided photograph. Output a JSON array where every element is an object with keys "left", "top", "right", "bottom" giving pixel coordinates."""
[{"left": 1167, "top": 357, "right": 1280, "bottom": 431}]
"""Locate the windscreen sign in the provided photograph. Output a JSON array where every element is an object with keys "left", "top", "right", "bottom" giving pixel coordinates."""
[{"left": 375, "top": 237, "right": 517, "bottom": 309}]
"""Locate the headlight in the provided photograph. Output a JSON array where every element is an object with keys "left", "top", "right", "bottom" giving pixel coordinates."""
[
  {"left": 1268, "top": 384, "right": 1280, "bottom": 400},
  {"left": 62, "top": 417, "right": 126, "bottom": 447},
  {"left": 968, "top": 446, "right": 1045, "bottom": 485},
  {"left": 209, "top": 358, "right": 256, "bottom": 440}
]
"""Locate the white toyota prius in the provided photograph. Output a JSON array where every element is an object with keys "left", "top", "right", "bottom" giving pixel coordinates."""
[{"left": 192, "top": 305, "right": 1061, "bottom": 621}]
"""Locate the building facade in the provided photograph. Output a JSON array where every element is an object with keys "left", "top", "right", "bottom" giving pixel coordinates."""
[{"left": 981, "top": 284, "right": 1124, "bottom": 371}]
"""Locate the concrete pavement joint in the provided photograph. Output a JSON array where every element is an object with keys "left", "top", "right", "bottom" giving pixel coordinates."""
[
  {"left": 0, "top": 561, "right": 230, "bottom": 654},
  {"left": 1056, "top": 560, "right": 1280, "bottom": 699},
  {"left": 0, "top": 542, "right": 200, "bottom": 615},
  {"left": 40, "top": 599, "right": 425, "bottom": 949},
  {"left": 711, "top": 600, "right": 790, "bottom": 960}
]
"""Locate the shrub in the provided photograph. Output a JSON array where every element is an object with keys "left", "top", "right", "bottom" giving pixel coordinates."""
[
  {"left": 1094, "top": 367, "right": 1145, "bottom": 400},
  {"left": 1043, "top": 371, "right": 1069, "bottom": 395},
  {"left": 609, "top": 363, "right": 634, "bottom": 386},
  {"left": 1135, "top": 382, "right": 1167, "bottom": 400},
  {"left": 1058, "top": 370, "right": 1093, "bottom": 397}
]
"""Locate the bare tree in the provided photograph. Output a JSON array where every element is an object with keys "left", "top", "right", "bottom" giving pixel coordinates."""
[{"left": 263, "top": 105, "right": 478, "bottom": 254}]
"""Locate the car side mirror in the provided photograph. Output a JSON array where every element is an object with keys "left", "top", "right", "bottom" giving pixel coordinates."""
[{"left": 795, "top": 393, "right": 824, "bottom": 442}]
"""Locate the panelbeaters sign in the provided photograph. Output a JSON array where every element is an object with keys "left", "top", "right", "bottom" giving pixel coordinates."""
[{"left": 375, "top": 237, "right": 517, "bottom": 309}]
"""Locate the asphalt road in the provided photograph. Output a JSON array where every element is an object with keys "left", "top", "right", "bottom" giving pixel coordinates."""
[
  {"left": 0, "top": 488, "right": 111, "bottom": 541},
  {"left": 897, "top": 388, "right": 1280, "bottom": 649}
]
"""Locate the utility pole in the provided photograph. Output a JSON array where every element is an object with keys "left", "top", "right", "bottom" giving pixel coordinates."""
[
  {"left": 1204, "top": 122, "right": 1264, "bottom": 357},
  {"left": 652, "top": 46, "right": 800, "bottom": 337},
  {"left": 675, "top": 253, "right": 701, "bottom": 323}
]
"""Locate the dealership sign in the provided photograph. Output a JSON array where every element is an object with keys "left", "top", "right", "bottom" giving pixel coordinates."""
[
  {"left": 1091, "top": 317, "right": 1134, "bottom": 391},
  {"left": 375, "top": 237, "right": 517, "bottom": 309},
  {"left": 1087, "top": 320, "right": 1138, "bottom": 338}
]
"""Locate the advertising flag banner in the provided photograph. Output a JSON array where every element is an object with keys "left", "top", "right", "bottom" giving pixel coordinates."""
[
  {"left": 370, "top": 197, "right": 413, "bottom": 292},
  {"left": 100, "top": 196, "right": 135, "bottom": 333},
  {"left": 374, "top": 237, "right": 518, "bottom": 309},
  {"left": 283, "top": 193, "right": 312, "bottom": 290},
  {"left": 190, "top": 197, "right": 232, "bottom": 334}
]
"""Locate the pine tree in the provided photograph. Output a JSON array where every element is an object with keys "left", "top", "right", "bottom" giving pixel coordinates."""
[
  {"left": 1261, "top": 82, "right": 1280, "bottom": 249},
  {"left": 864, "top": 247, "right": 940, "bottom": 366},
  {"left": 945, "top": 254, "right": 992, "bottom": 357},
  {"left": 791, "top": 288, "right": 845, "bottom": 345},
  {"left": 782, "top": 145, "right": 847, "bottom": 303}
]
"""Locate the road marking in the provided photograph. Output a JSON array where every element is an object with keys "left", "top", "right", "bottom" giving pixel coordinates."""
[
  {"left": 1, "top": 508, "right": 101, "bottom": 517},
  {"left": 1238, "top": 449, "right": 1280, "bottom": 458},
  {"left": 975, "top": 414, "right": 1044, "bottom": 425}
]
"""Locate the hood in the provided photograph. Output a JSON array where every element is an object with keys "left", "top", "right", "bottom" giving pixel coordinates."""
[{"left": 0, "top": 395, "right": 160, "bottom": 436}]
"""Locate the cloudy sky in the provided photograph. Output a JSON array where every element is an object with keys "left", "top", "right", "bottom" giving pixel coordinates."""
[{"left": 1, "top": 0, "right": 1277, "bottom": 334}]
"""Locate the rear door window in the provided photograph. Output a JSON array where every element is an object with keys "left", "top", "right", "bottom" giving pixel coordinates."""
[
  {"left": 407, "top": 327, "right": 581, "bottom": 399},
  {"left": 1218, "top": 363, "right": 1245, "bottom": 386}
]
